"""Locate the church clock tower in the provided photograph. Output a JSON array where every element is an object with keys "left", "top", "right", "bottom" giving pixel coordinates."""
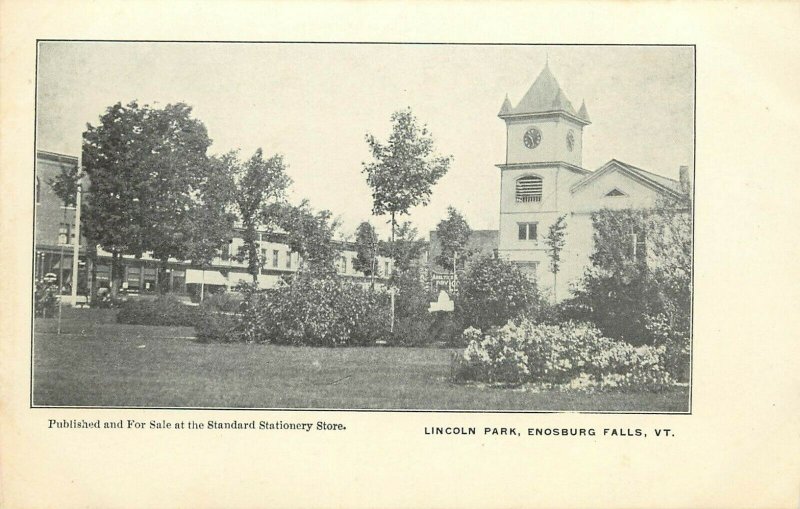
[{"left": 496, "top": 61, "right": 591, "bottom": 280}]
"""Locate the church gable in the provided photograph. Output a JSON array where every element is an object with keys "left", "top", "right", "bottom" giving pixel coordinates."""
[{"left": 569, "top": 160, "right": 680, "bottom": 212}]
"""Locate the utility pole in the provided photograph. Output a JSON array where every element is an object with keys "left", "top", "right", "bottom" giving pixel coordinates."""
[{"left": 70, "top": 184, "right": 82, "bottom": 306}]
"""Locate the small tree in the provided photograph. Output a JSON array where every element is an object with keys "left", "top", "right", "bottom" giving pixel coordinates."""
[
  {"left": 278, "top": 200, "right": 340, "bottom": 274},
  {"left": 459, "top": 256, "right": 540, "bottom": 330},
  {"left": 47, "top": 163, "right": 82, "bottom": 208},
  {"left": 544, "top": 215, "right": 567, "bottom": 302},
  {"left": 434, "top": 206, "right": 472, "bottom": 275},
  {"left": 387, "top": 221, "right": 428, "bottom": 276},
  {"left": 352, "top": 221, "right": 380, "bottom": 287},
  {"left": 47, "top": 162, "right": 83, "bottom": 295},
  {"left": 232, "top": 149, "right": 292, "bottom": 282},
  {"left": 362, "top": 108, "right": 451, "bottom": 248}
]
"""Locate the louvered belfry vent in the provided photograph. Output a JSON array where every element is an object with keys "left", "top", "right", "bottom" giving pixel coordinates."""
[{"left": 516, "top": 176, "right": 543, "bottom": 203}]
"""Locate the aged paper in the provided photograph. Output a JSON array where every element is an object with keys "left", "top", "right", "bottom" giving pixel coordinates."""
[{"left": 1, "top": 1, "right": 799, "bottom": 508}]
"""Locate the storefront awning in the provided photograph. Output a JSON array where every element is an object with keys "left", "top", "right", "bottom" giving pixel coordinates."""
[{"left": 185, "top": 269, "right": 228, "bottom": 286}]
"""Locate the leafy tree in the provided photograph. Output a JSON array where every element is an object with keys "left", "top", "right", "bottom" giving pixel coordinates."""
[
  {"left": 82, "top": 101, "right": 212, "bottom": 295},
  {"left": 543, "top": 214, "right": 567, "bottom": 302},
  {"left": 352, "top": 221, "right": 380, "bottom": 286},
  {"left": 387, "top": 221, "right": 428, "bottom": 275},
  {"left": 434, "top": 206, "right": 472, "bottom": 272},
  {"left": 362, "top": 108, "right": 452, "bottom": 247},
  {"left": 570, "top": 205, "right": 691, "bottom": 346},
  {"left": 232, "top": 149, "right": 292, "bottom": 282},
  {"left": 185, "top": 152, "right": 238, "bottom": 272},
  {"left": 47, "top": 162, "right": 82, "bottom": 208},
  {"left": 458, "top": 256, "right": 540, "bottom": 330},
  {"left": 277, "top": 200, "right": 340, "bottom": 274}
]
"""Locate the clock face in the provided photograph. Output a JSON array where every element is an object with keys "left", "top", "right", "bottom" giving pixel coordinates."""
[
  {"left": 566, "top": 130, "right": 575, "bottom": 151},
  {"left": 523, "top": 127, "right": 542, "bottom": 149}
]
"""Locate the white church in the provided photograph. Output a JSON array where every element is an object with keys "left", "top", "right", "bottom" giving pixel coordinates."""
[{"left": 495, "top": 62, "right": 691, "bottom": 301}]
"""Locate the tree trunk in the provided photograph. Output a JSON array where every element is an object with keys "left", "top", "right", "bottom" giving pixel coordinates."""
[
  {"left": 110, "top": 251, "right": 121, "bottom": 299},
  {"left": 89, "top": 248, "right": 97, "bottom": 305},
  {"left": 553, "top": 272, "right": 558, "bottom": 304}
]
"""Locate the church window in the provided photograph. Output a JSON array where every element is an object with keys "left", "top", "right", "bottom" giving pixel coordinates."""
[
  {"left": 518, "top": 222, "right": 538, "bottom": 241},
  {"left": 627, "top": 230, "right": 647, "bottom": 262},
  {"left": 605, "top": 188, "right": 626, "bottom": 197},
  {"left": 516, "top": 176, "right": 542, "bottom": 203}
]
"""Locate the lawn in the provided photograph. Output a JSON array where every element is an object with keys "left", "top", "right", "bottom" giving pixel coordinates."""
[{"left": 33, "top": 309, "right": 690, "bottom": 412}]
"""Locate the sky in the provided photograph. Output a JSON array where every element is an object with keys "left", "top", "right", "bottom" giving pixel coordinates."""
[{"left": 36, "top": 42, "right": 694, "bottom": 240}]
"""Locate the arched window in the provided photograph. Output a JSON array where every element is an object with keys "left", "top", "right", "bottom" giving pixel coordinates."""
[{"left": 516, "top": 176, "right": 542, "bottom": 203}]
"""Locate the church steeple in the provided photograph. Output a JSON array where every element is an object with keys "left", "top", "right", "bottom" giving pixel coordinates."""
[
  {"left": 499, "top": 61, "right": 587, "bottom": 124},
  {"left": 497, "top": 59, "right": 589, "bottom": 168}
]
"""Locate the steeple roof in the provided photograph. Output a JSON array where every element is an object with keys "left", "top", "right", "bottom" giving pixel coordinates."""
[
  {"left": 500, "top": 61, "right": 589, "bottom": 124},
  {"left": 578, "top": 100, "right": 590, "bottom": 122},
  {"left": 498, "top": 94, "right": 513, "bottom": 116}
]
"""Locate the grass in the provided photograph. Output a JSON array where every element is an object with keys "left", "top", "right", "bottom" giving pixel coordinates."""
[{"left": 33, "top": 309, "right": 690, "bottom": 412}]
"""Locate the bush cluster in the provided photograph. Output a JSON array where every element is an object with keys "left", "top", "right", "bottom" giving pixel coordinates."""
[
  {"left": 458, "top": 256, "right": 541, "bottom": 330},
  {"left": 117, "top": 295, "right": 200, "bottom": 326},
  {"left": 194, "top": 293, "right": 245, "bottom": 342},
  {"left": 196, "top": 274, "right": 392, "bottom": 346},
  {"left": 452, "top": 319, "right": 673, "bottom": 391}
]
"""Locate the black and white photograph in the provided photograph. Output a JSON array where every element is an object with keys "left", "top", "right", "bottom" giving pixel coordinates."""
[
  {"left": 32, "top": 42, "right": 694, "bottom": 412},
  {"left": 4, "top": 1, "right": 800, "bottom": 508}
]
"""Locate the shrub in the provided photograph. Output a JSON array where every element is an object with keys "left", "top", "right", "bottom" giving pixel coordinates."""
[
  {"left": 455, "top": 319, "right": 673, "bottom": 391},
  {"left": 645, "top": 313, "right": 690, "bottom": 382},
  {"left": 194, "top": 293, "right": 245, "bottom": 342},
  {"left": 220, "top": 273, "right": 392, "bottom": 346},
  {"left": 458, "top": 256, "right": 541, "bottom": 330},
  {"left": 387, "top": 267, "right": 466, "bottom": 346},
  {"left": 117, "top": 295, "right": 199, "bottom": 326}
]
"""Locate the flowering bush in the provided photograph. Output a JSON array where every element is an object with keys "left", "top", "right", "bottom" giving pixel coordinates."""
[
  {"left": 645, "top": 313, "right": 690, "bottom": 382},
  {"left": 454, "top": 319, "right": 673, "bottom": 391}
]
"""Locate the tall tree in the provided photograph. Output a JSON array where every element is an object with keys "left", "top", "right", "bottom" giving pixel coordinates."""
[
  {"left": 232, "top": 149, "right": 292, "bottom": 282},
  {"left": 82, "top": 101, "right": 212, "bottom": 296},
  {"left": 544, "top": 214, "right": 567, "bottom": 302},
  {"left": 185, "top": 152, "right": 238, "bottom": 272},
  {"left": 434, "top": 206, "right": 472, "bottom": 272},
  {"left": 362, "top": 108, "right": 452, "bottom": 248}
]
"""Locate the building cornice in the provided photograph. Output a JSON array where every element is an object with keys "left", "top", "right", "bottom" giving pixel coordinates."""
[
  {"left": 498, "top": 110, "right": 591, "bottom": 126},
  {"left": 495, "top": 161, "right": 590, "bottom": 175},
  {"left": 36, "top": 150, "right": 78, "bottom": 165}
]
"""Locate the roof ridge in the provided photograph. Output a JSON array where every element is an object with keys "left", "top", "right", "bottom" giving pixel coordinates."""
[{"left": 614, "top": 159, "right": 680, "bottom": 184}]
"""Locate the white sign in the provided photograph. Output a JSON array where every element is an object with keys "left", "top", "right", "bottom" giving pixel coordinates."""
[{"left": 428, "top": 290, "right": 454, "bottom": 313}]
